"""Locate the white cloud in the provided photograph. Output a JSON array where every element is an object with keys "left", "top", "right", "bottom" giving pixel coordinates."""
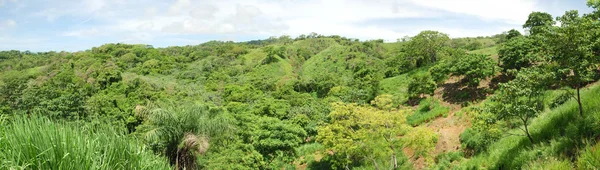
[
  {"left": 63, "top": 28, "right": 102, "bottom": 37},
  {"left": 406, "top": 0, "right": 539, "bottom": 25},
  {"left": 14, "top": 0, "right": 560, "bottom": 51},
  {"left": 0, "top": 19, "right": 16, "bottom": 29}
]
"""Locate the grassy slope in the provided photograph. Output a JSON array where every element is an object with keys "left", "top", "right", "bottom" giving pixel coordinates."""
[
  {"left": 300, "top": 44, "right": 354, "bottom": 85},
  {"left": 378, "top": 67, "right": 430, "bottom": 104},
  {"left": 469, "top": 46, "right": 499, "bottom": 61},
  {"left": 458, "top": 83, "right": 600, "bottom": 169}
]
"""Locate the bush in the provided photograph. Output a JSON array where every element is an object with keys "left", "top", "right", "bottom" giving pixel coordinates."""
[
  {"left": 432, "top": 151, "right": 464, "bottom": 170},
  {"left": 407, "top": 72, "right": 437, "bottom": 100}
]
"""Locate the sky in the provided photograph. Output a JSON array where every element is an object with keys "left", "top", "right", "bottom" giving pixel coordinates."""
[{"left": 0, "top": 0, "right": 594, "bottom": 52}]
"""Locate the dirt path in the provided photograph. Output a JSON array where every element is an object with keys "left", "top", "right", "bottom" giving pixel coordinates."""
[
  {"left": 428, "top": 77, "right": 473, "bottom": 155},
  {"left": 427, "top": 105, "right": 466, "bottom": 154}
]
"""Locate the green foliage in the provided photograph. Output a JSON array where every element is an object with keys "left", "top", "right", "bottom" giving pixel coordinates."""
[
  {"left": 498, "top": 36, "right": 540, "bottom": 71},
  {"left": 549, "top": 90, "right": 573, "bottom": 109},
  {"left": 525, "top": 158, "right": 573, "bottom": 170},
  {"left": 459, "top": 106, "right": 503, "bottom": 154},
  {"left": 506, "top": 29, "right": 523, "bottom": 40},
  {"left": 404, "top": 126, "right": 439, "bottom": 165},
  {"left": 406, "top": 30, "right": 451, "bottom": 66},
  {"left": 544, "top": 10, "right": 600, "bottom": 116},
  {"left": 407, "top": 72, "right": 437, "bottom": 100},
  {"left": 577, "top": 142, "right": 600, "bottom": 169},
  {"left": 487, "top": 68, "right": 553, "bottom": 143},
  {"left": 433, "top": 52, "right": 498, "bottom": 88},
  {"left": 317, "top": 102, "right": 411, "bottom": 169},
  {"left": 0, "top": 116, "right": 171, "bottom": 170},
  {"left": 523, "top": 12, "right": 555, "bottom": 35},
  {"left": 432, "top": 151, "right": 464, "bottom": 170},
  {"left": 251, "top": 116, "right": 306, "bottom": 166},
  {"left": 459, "top": 83, "right": 600, "bottom": 169},
  {"left": 137, "top": 104, "right": 234, "bottom": 169},
  {"left": 406, "top": 98, "right": 450, "bottom": 126}
]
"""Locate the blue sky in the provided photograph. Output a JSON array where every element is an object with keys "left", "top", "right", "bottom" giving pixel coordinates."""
[{"left": 0, "top": 0, "right": 593, "bottom": 52}]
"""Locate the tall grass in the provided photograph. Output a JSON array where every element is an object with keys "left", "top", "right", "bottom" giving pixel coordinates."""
[
  {"left": 407, "top": 98, "right": 450, "bottom": 126},
  {"left": 0, "top": 116, "right": 170, "bottom": 170},
  {"left": 577, "top": 142, "right": 600, "bottom": 169}
]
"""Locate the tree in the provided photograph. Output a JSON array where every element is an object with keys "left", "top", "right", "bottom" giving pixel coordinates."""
[
  {"left": 406, "top": 31, "right": 450, "bottom": 66},
  {"left": 523, "top": 12, "right": 555, "bottom": 35},
  {"left": 497, "top": 36, "right": 540, "bottom": 71},
  {"left": 251, "top": 117, "right": 306, "bottom": 167},
  {"left": 407, "top": 73, "right": 437, "bottom": 100},
  {"left": 543, "top": 10, "right": 600, "bottom": 117},
  {"left": 506, "top": 29, "right": 522, "bottom": 40},
  {"left": 488, "top": 68, "right": 552, "bottom": 143},
  {"left": 440, "top": 53, "right": 497, "bottom": 88},
  {"left": 316, "top": 103, "right": 410, "bottom": 169},
  {"left": 137, "top": 104, "right": 234, "bottom": 169}
]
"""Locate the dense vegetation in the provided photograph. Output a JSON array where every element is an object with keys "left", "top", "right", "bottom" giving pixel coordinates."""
[{"left": 2, "top": 1, "right": 600, "bottom": 169}]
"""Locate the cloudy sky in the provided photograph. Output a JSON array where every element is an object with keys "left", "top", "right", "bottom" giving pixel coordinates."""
[{"left": 0, "top": 0, "right": 593, "bottom": 51}]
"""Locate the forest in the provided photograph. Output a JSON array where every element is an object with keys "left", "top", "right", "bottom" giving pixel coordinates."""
[{"left": 2, "top": 1, "right": 600, "bottom": 170}]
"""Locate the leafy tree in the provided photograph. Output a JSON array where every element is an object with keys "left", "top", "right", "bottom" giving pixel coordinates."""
[
  {"left": 506, "top": 29, "right": 522, "bottom": 40},
  {"left": 487, "top": 68, "right": 552, "bottom": 143},
  {"left": 317, "top": 103, "right": 410, "bottom": 169},
  {"left": 439, "top": 53, "right": 497, "bottom": 88},
  {"left": 406, "top": 31, "right": 450, "bottom": 66},
  {"left": 543, "top": 10, "right": 600, "bottom": 117},
  {"left": 497, "top": 36, "right": 540, "bottom": 71},
  {"left": 523, "top": 12, "right": 555, "bottom": 35},
  {"left": 251, "top": 117, "right": 306, "bottom": 167},
  {"left": 404, "top": 127, "right": 438, "bottom": 165},
  {"left": 407, "top": 72, "right": 437, "bottom": 100}
]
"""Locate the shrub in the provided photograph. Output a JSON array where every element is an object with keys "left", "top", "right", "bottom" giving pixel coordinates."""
[{"left": 407, "top": 72, "right": 437, "bottom": 100}]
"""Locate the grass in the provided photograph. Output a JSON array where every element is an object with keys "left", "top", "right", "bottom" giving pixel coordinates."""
[
  {"left": 407, "top": 98, "right": 450, "bottom": 126},
  {"left": 0, "top": 116, "right": 171, "bottom": 170},
  {"left": 457, "top": 82, "right": 600, "bottom": 169},
  {"left": 378, "top": 67, "right": 429, "bottom": 105},
  {"left": 469, "top": 46, "right": 499, "bottom": 61},
  {"left": 577, "top": 142, "right": 600, "bottom": 169}
]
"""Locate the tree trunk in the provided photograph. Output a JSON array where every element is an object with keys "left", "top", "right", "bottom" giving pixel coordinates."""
[
  {"left": 522, "top": 117, "right": 534, "bottom": 144},
  {"left": 577, "top": 86, "right": 583, "bottom": 117},
  {"left": 574, "top": 71, "right": 583, "bottom": 117},
  {"left": 371, "top": 158, "right": 380, "bottom": 170},
  {"left": 525, "top": 124, "right": 533, "bottom": 144},
  {"left": 391, "top": 153, "right": 398, "bottom": 169}
]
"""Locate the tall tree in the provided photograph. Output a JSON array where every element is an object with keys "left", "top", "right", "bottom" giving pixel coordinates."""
[
  {"left": 488, "top": 68, "right": 552, "bottom": 143},
  {"left": 544, "top": 10, "right": 600, "bottom": 117},
  {"left": 406, "top": 31, "right": 450, "bottom": 66},
  {"left": 523, "top": 12, "right": 555, "bottom": 36}
]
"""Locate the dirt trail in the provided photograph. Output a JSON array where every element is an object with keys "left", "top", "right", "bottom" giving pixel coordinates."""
[
  {"left": 427, "top": 76, "right": 475, "bottom": 155},
  {"left": 427, "top": 103, "right": 466, "bottom": 154}
]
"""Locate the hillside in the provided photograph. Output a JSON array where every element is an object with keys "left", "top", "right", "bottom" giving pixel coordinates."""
[{"left": 2, "top": 4, "right": 600, "bottom": 169}]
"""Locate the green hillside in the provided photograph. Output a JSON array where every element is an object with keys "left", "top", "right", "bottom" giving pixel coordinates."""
[{"left": 2, "top": 2, "right": 600, "bottom": 169}]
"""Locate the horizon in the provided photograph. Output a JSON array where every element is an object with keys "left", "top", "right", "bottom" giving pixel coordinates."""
[{"left": 0, "top": 0, "right": 593, "bottom": 52}]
